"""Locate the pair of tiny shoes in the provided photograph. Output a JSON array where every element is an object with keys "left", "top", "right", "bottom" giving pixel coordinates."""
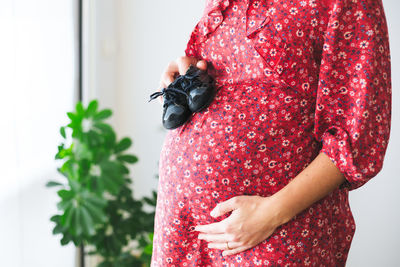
[{"left": 148, "top": 64, "right": 215, "bottom": 130}]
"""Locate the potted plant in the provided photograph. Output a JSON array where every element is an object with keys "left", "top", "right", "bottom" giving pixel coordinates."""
[{"left": 47, "top": 100, "right": 156, "bottom": 267}]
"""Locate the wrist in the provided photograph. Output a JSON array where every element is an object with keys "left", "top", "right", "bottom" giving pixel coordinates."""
[{"left": 261, "top": 194, "right": 293, "bottom": 228}]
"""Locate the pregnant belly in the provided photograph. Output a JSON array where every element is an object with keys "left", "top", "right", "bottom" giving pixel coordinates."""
[{"left": 158, "top": 81, "right": 318, "bottom": 201}]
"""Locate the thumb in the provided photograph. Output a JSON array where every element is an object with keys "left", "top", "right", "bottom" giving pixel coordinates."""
[{"left": 210, "top": 196, "right": 241, "bottom": 218}]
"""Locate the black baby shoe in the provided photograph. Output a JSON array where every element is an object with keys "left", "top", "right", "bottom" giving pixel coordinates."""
[
  {"left": 180, "top": 64, "right": 215, "bottom": 113},
  {"left": 148, "top": 85, "right": 191, "bottom": 130},
  {"left": 149, "top": 64, "right": 215, "bottom": 130}
]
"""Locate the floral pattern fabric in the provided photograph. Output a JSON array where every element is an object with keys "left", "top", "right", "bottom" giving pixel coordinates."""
[{"left": 151, "top": 0, "right": 391, "bottom": 266}]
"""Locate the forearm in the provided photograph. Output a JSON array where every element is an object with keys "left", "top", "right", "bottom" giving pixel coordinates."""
[{"left": 269, "top": 152, "right": 347, "bottom": 226}]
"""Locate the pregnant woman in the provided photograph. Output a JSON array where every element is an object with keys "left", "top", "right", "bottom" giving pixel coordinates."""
[{"left": 151, "top": 0, "right": 391, "bottom": 266}]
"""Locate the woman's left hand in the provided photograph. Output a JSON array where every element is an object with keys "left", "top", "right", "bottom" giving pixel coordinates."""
[{"left": 195, "top": 195, "right": 286, "bottom": 256}]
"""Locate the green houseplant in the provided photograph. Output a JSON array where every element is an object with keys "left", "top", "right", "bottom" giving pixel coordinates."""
[{"left": 47, "top": 100, "right": 157, "bottom": 267}]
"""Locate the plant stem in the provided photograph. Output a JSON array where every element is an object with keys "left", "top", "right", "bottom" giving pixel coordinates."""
[{"left": 80, "top": 244, "right": 85, "bottom": 267}]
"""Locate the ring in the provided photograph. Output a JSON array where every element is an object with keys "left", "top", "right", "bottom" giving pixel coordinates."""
[{"left": 226, "top": 242, "right": 231, "bottom": 250}]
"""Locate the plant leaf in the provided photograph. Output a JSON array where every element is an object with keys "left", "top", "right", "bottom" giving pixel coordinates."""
[
  {"left": 46, "top": 181, "right": 63, "bottom": 188},
  {"left": 60, "top": 126, "right": 66, "bottom": 138},
  {"left": 86, "top": 100, "right": 98, "bottom": 117},
  {"left": 76, "top": 102, "right": 84, "bottom": 117},
  {"left": 83, "top": 201, "right": 107, "bottom": 224},
  {"left": 67, "top": 112, "right": 77, "bottom": 121},
  {"left": 74, "top": 207, "right": 83, "bottom": 236},
  {"left": 94, "top": 109, "right": 112, "bottom": 121},
  {"left": 60, "top": 234, "right": 72, "bottom": 246},
  {"left": 115, "top": 137, "right": 132, "bottom": 153},
  {"left": 80, "top": 206, "right": 95, "bottom": 236},
  {"left": 57, "top": 189, "right": 74, "bottom": 200},
  {"left": 117, "top": 155, "right": 138, "bottom": 163}
]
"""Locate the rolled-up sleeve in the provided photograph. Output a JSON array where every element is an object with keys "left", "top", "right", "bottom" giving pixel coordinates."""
[{"left": 314, "top": 0, "right": 392, "bottom": 191}]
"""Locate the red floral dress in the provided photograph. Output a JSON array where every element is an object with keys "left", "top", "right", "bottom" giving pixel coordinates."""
[{"left": 151, "top": 0, "right": 391, "bottom": 266}]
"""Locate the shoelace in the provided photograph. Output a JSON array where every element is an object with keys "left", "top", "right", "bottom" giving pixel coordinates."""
[{"left": 148, "top": 87, "right": 189, "bottom": 107}]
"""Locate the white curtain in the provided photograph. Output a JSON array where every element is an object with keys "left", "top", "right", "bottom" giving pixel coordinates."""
[{"left": 0, "top": 0, "right": 77, "bottom": 266}]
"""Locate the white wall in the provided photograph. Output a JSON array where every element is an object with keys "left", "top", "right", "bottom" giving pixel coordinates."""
[
  {"left": 84, "top": 0, "right": 206, "bottom": 199},
  {"left": 87, "top": 0, "right": 400, "bottom": 266},
  {"left": 0, "top": 0, "right": 77, "bottom": 266}
]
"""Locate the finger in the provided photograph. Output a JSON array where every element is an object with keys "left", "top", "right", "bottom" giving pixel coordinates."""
[
  {"left": 176, "top": 56, "right": 198, "bottom": 75},
  {"left": 207, "top": 241, "right": 242, "bottom": 251},
  {"left": 161, "top": 70, "right": 176, "bottom": 88},
  {"left": 196, "top": 59, "right": 208, "bottom": 71},
  {"left": 210, "top": 196, "right": 242, "bottom": 218},
  {"left": 194, "top": 221, "right": 227, "bottom": 234},
  {"left": 198, "top": 233, "right": 234, "bottom": 243},
  {"left": 222, "top": 245, "right": 252, "bottom": 256}
]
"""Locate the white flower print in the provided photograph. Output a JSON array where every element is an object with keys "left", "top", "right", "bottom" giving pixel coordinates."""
[
  {"left": 301, "top": 229, "right": 309, "bottom": 237},
  {"left": 229, "top": 142, "right": 237, "bottom": 151},
  {"left": 244, "top": 160, "right": 252, "bottom": 169},
  {"left": 253, "top": 258, "right": 262, "bottom": 265},
  {"left": 247, "top": 131, "right": 256, "bottom": 138},
  {"left": 206, "top": 166, "right": 213, "bottom": 174},
  {"left": 360, "top": 40, "right": 369, "bottom": 49},
  {"left": 282, "top": 139, "right": 290, "bottom": 146},
  {"left": 236, "top": 255, "right": 242, "bottom": 263},
  {"left": 288, "top": 245, "right": 296, "bottom": 254},
  {"left": 260, "top": 96, "right": 268, "bottom": 104},
  {"left": 222, "top": 160, "right": 229, "bottom": 167},
  {"left": 209, "top": 138, "right": 216, "bottom": 146},
  {"left": 280, "top": 229, "right": 287, "bottom": 237},
  {"left": 268, "top": 7, "right": 276, "bottom": 15},
  {"left": 275, "top": 23, "right": 282, "bottom": 31},
  {"left": 354, "top": 10, "right": 363, "bottom": 20},
  {"left": 259, "top": 114, "right": 267, "bottom": 121},
  {"left": 311, "top": 18, "right": 318, "bottom": 26}
]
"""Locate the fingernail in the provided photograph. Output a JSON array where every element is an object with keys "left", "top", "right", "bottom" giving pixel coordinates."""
[{"left": 210, "top": 209, "right": 216, "bottom": 217}]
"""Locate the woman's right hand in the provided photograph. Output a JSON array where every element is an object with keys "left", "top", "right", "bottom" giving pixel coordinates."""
[{"left": 156, "top": 56, "right": 208, "bottom": 104}]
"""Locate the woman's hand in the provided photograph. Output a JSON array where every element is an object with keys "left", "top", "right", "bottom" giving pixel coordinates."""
[
  {"left": 157, "top": 56, "right": 208, "bottom": 104},
  {"left": 195, "top": 195, "right": 285, "bottom": 256}
]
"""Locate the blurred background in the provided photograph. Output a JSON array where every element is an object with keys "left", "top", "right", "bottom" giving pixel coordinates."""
[{"left": 0, "top": 0, "right": 399, "bottom": 266}]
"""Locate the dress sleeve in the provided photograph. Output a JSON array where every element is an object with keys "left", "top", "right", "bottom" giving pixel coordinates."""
[{"left": 314, "top": 0, "right": 392, "bottom": 191}]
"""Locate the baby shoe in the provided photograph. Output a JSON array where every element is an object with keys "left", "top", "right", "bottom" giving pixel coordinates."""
[
  {"left": 180, "top": 64, "right": 215, "bottom": 113},
  {"left": 148, "top": 64, "right": 215, "bottom": 130},
  {"left": 148, "top": 85, "right": 191, "bottom": 130}
]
